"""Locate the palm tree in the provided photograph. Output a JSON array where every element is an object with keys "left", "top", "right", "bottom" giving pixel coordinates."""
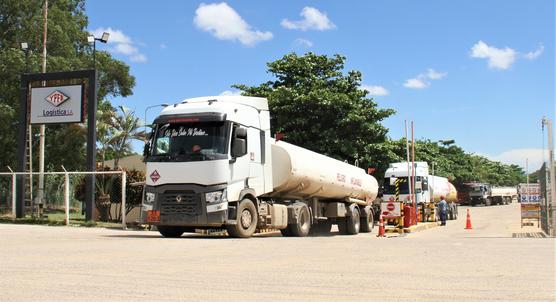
[
  {"left": 110, "top": 106, "right": 145, "bottom": 167},
  {"left": 96, "top": 100, "right": 117, "bottom": 169}
]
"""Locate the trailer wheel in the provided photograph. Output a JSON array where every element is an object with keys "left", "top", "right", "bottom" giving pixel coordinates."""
[
  {"left": 288, "top": 204, "right": 311, "bottom": 237},
  {"left": 226, "top": 199, "right": 258, "bottom": 238},
  {"left": 360, "top": 211, "right": 374, "bottom": 233},
  {"left": 345, "top": 208, "right": 361, "bottom": 235},
  {"left": 158, "top": 226, "right": 185, "bottom": 238}
]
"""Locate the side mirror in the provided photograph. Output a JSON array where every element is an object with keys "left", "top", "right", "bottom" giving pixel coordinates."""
[
  {"left": 231, "top": 138, "right": 247, "bottom": 158},
  {"left": 231, "top": 127, "right": 248, "bottom": 158},
  {"left": 235, "top": 127, "right": 247, "bottom": 139},
  {"left": 143, "top": 142, "right": 151, "bottom": 158}
]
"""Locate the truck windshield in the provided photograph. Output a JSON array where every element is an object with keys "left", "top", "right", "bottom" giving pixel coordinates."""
[
  {"left": 150, "top": 122, "right": 229, "bottom": 162},
  {"left": 383, "top": 177, "right": 410, "bottom": 195},
  {"left": 471, "top": 186, "right": 483, "bottom": 193}
]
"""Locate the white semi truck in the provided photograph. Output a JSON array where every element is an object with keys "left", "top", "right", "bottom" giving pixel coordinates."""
[
  {"left": 468, "top": 183, "right": 517, "bottom": 206},
  {"left": 382, "top": 162, "right": 458, "bottom": 220},
  {"left": 142, "top": 96, "right": 379, "bottom": 238}
]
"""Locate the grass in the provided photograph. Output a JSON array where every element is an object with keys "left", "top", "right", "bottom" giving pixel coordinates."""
[{"left": 0, "top": 210, "right": 123, "bottom": 228}]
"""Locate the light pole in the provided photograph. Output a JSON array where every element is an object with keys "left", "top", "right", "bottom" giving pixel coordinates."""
[
  {"left": 20, "top": 42, "right": 30, "bottom": 72},
  {"left": 88, "top": 32, "right": 110, "bottom": 69},
  {"left": 144, "top": 104, "right": 169, "bottom": 141}
]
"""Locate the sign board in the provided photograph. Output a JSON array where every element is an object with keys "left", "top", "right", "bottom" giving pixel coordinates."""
[
  {"left": 520, "top": 183, "right": 541, "bottom": 204},
  {"left": 30, "top": 85, "right": 84, "bottom": 124},
  {"left": 381, "top": 202, "right": 401, "bottom": 218},
  {"left": 521, "top": 204, "right": 540, "bottom": 227}
]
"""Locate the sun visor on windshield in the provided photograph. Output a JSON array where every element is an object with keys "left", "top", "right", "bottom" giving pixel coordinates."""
[{"left": 154, "top": 112, "right": 227, "bottom": 124}]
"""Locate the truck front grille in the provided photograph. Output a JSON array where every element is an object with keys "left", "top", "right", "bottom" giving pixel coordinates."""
[{"left": 160, "top": 191, "right": 200, "bottom": 216}]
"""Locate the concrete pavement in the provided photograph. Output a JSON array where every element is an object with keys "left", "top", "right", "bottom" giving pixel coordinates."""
[{"left": 0, "top": 202, "right": 554, "bottom": 301}]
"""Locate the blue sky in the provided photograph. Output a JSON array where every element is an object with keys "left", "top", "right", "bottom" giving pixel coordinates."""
[{"left": 86, "top": 0, "right": 555, "bottom": 171}]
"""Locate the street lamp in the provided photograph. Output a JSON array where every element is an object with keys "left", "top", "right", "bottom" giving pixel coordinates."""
[
  {"left": 144, "top": 103, "right": 169, "bottom": 141},
  {"left": 88, "top": 32, "right": 110, "bottom": 69},
  {"left": 20, "top": 42, "right": 29, "bottom": 72}
]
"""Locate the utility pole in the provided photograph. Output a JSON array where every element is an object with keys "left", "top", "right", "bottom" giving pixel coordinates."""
[
  {"left": 542, "top": 118, "right": 555, "bottom": 235},
  {"left": 37, "top": 0, "right": 48, "bottom": 208}
]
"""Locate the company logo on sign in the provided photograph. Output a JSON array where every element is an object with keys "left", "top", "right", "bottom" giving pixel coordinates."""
[
  {"left": 30, "top": 85, "right": 83, "bottom": 124},
  {"left": 150, "top": 170, "right": 161, "bottom": 183},
  {"left": 45, "top": 90, "right": 70, "bottom": 107}
]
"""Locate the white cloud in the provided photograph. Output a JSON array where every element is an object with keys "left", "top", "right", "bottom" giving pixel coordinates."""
[
  {"left": 485, "top": 148, "right": 549, "bottom": 171},
  {"left": 470, "top": 40, "right": 516, "bottom": 70},
  {"left": 281, "top": 7, "right": 335, "bottom": 31},
  {"left": 114, "top": 43, "right": 138, "bottom": 56},
  {"left": 426, "top": 68, "right": 447, "bottom": 80},
  {"left": 194, "top": 2, "right": 273, "bottom": 46},
  {"left": 524, "top": 44, "right": 544, "bottom": 60},
  {"left": 404, "top": 78, "right": 428, "bottom": 89},
  {"left": 219, "top": 89, "right": 242, "bottom": 96},
  {"left": 90, "top": 27, "right": 147, "bottom": 63},
  {"left": 404, "top": 68, "right": 447, "bottom": 89},
  {"left": 294, "top": 38, "right": 313, "bottom": 48},
  {"left": 361, "top": 85, "right": 389, "bottom": 96}
]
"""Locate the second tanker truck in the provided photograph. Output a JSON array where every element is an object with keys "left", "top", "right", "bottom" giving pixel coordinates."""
[
  {"left": 142, "top": 96, "right": 378, "bottom": 238},
  {"left": 383, "top": 162, "right": 459, "bottom": 220}
]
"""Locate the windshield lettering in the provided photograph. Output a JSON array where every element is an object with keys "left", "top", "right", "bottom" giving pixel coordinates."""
[
  {"left": 164, "top": 127, "right": 208, "bottom": 137},
  {"left": 149, "top": 121, "right": 229, "bottom": 162}
]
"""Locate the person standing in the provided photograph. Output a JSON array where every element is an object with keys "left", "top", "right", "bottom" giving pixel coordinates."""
[{"left": 438, "top": 196, "right": 448, "bottom": 226}]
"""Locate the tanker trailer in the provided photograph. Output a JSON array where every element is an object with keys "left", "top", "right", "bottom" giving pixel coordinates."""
[
  {"left": 429, "top": 176, "right": 459, "bottom": 220},
  {"left": 142, "top": 95, "right": 379, "bottom": 238}
]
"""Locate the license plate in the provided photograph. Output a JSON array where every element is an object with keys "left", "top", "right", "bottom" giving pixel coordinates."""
[{"left": 147, "top": 210, "right": 160, "bottom": 223}]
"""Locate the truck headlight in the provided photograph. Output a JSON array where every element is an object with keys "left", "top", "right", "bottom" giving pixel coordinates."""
[
  {"left": 145, "top": 192, "right": 155, "bottom": 204},
  {"left": 205, "top": 190, "right": 227, "bottom": 203}
]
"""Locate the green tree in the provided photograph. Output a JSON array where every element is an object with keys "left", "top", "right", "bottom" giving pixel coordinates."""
[
  {"left": 0, "top": 0, "right": 135, "bottom": 170},
  {"left": 234, "top": 52, "right": 395, "bottom": 168}
]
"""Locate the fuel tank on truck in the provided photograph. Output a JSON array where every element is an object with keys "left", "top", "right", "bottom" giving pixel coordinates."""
[
  {"left": 267, "top": 141, "right": 378, "bottom": 202},
  {"left": 429, "top": 175, "right": 458, "bottom": 202}
]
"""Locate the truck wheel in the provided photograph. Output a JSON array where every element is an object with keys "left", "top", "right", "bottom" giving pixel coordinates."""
[
  {"left": 360, "top": 211, "right": 374, "bottom": 233},
  {"left": 226, "top": 199, "right": 258, "bottom": 238},
  {"left": 158, "top": 226, "right": 185, "bottom": 238},
  {"left": 486, "top": 198, "right": 492, "bottom": 206},
  {"left": 346, "top": 207, "right": 361, "bottom": 235},
  {"left": 280, "top": 228, "right": 293, "bottom": 237},
  {"left": 288, "top": 204, "right": 311, "bottom": 237},
  {"left": 310, "top": 221, "right": 332, "bottom": 236}
]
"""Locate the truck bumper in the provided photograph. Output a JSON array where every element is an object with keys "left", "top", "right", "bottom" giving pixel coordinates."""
[
  {"left": 469, "top": 197, "right": 483, "bottom": 206},
  {"left": 143, "top": 183, "right": 229, "bottom": 227}
]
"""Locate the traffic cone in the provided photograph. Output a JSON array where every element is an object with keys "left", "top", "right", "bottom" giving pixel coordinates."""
[
  {"left": 377, "top": 216, "right": 385, "bottom": 237},
  {"left": 465, "top": 209, "right": 473, "bottom": 230}
]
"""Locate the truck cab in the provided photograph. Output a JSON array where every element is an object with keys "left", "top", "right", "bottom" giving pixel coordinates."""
[
  {"left": 142, "top": 96, "right": 273, "bottom": 237},
  {"left": 468, "top": 183, "right": 491, "bottom": 206},
  {"left": 383, "top": 162, "right": 431, "bottom": 203}
]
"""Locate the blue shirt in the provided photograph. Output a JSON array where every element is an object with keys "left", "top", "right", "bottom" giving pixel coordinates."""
[{"left": 438, "top": 199, "right": 447, "bottom": 213}]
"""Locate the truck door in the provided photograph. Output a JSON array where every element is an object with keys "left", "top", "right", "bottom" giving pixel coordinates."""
[{"left": 247, "top": 128, "right": 265, "bottom": 195}]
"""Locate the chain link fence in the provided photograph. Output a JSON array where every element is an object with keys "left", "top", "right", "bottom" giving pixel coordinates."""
[
  {"left": 0, "top": 170, "right": 134, "bottom": 229},
  {"left": 0, "top": 173, "right": 15, "bottom": 215}
]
